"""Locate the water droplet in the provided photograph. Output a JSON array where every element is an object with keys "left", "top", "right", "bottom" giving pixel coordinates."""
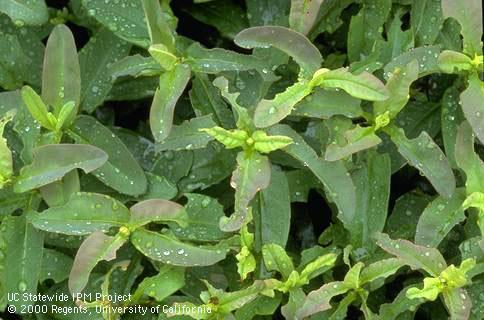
[
  {"left": 18, "top": 281, "right": 27, "bottom": 292},
  {"left": 201, "top": 198, "right": 211, "bottom": 208}
]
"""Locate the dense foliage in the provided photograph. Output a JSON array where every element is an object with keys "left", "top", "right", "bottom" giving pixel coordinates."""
[{"left": 0, "top": 0, "right": 483, "bottom": 319}]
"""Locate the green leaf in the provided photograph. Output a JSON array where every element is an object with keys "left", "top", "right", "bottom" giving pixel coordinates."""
[
  {"left": 0, "top": 188, "right": 30, "bottom": 217},
  {"left": 185, "top": 43, "right": 277, "bottom": 81},
  {"left": 466, "top": 281, "right": 484, "bottom": 319},
  {"left": 212, "top": 76, "right": 253, "bottom": 131},
  {"left": 108, "top": 54, "right": 161, "bottom": 78},
  {"left": 254, "top": 80, "right": 313, "bottom": 127},
  {"left": 0, "top": 33, "right": 29, "bottom": 89},
  {"left": 156, "top": 115, "right": 216, "bottom": 152},
  {"left": 324, "top": 126, "right": 382, "bottom": 161},
  {"left": 55, "top": 102, "right": 76, "bottom": 131},
  {"left": 442, "top": 288, "right": 472, "bottom": 320},
  {"left": 406, "top": 277, "right": 442, "bottom": 301},
  {"left": 374, "top": 60, "right": 419, "bottom": 119},
  {"left": 374, "top": 232, "right": 447, "bottom": 277},
  {"left": 69, "top": 231, "right": 128, "bottom": 295},
  {"left": 201, "top": 126, "right": 248, "bottom": 149},
  {"left": 42, "top": 24, "right": 81, "bottom": 125},
  {"left": 436, "top": 18, "right": 462, "bottom": 52},
  {"left": 14, "top": 115, "right": 41, "bottom": 165},
  {"left": 70, "top": 115, "right": 148, "bottom": 196},
  {"left": 149, "top": 44, "right": 178, "bottom": 70},
  {"left": 360, "top": 258, "right": 405, "bottom": 286},
  {"left": 299, "top": 253, "right": 338, "bottom": 282},
  {"left": 347, "top": 0, "right": 391, "bottom": 63},
  {"left": 438, "top": 50, "right": 474, "bottom": 74},
  {"left": 40, "top": 248, "right": 73, "bottom": 283},
  {"left": 133, "top": 266, "right": 185, "bottom": 302},
  {"left": 343, "top": 262, "right": 364, "bottom": 289},
  {"left": 254, "top": 168, "right": 291, "bottom": 247},
  {"left": 152, "top": 150, "right": 193, "bottom": 186},
  {"left": 3, "top": 213, "right": 43, "bottom": 309},
  {"left": 459, "top": 237, "right": 484, "bottom": 262},
  {"left": 411, "top": 0, "right": 443, "bottom": 46},
  {"left": 384, "top": 46, "right": 441, "bottom": 80},
  {"left": 141, "top": 172, "right": 178, "bottom": 200},
  {"left": 235, "top": 26, "right": 322, "bottom": 78},
  {"left": 141, "top": 0, "right": 176, "bottom": 51},
  {"left": 220, "top": 152, "right": 271, "bottom": 232},
  {"left": 385, "top": 191, "right": 432, "bottom": 240},
  {"left": 14, "top": 144, "right": 108, "bottom": 193},
  {"left": 387, "top": 126, "right": 455, "bottom": 198},
  {"left": 189, "top": 73, "right": 235, "bottom": 129},
  {"left": 441, "top": 259, "right": 476, "bottom": 288},
  {"left": 441, "top": 0, "right": 483, "bottom": 56},
  {"left": 129, "top": 199, "right": 187, "bottom": 229},
  {"left": 252, "top": 130, "right": 293, "bottom": 154},
  {"left": 0, "top": 111, "right": 14, "bottom": 188},
  {"left": 79, "top": 28, "right": 131, "bottom": 113},
  {"left": 237, "top": 244, "right": 256, "bottom": 281},
  {"left": 0, "top": 16, "right": 44, "bottom": 87},
  {"left": 31, "top": 192, "right": 130, "bottom": 235},
  {"left": 297, "top": 281, "right": 350, "bottom": 318},
  {"left": 178, "top": 144, "right": 236, "bottom": 193},
  {"left": 313, "top": 68, "right": 389, "bottom": 101},
  {"left": 150, "top": 63, "right": 191, "bottom": 142},
  {"left": 234, "top": 295, "right": 282, "bottom": 320},
  {"left": 455, "top": 122, "right": 484, "bottom": 194},
  {"left": 415, "top": 188, "right": 467, "bottom": 247},
  {"left": 293, "top": 87, "right": 363, "bottom": 119},
  {"left": 39, "top": 169, "right": 80, "bottom": 207},
  {"left": 344, "top": 151, "right": 391, "bottom": 249},
  {"left": 460, "top": 74, "right": 484, "bottom": 145},
  {"left": 168, "top": 193, "right": 228, "bottom": 242},
  {"left": 289, "top": 0, "right": 323, "bottom": 35},
  {"left": 216, "top": 280, "right": 271, "bottom": 313},
  {"left": 20, "top": 86, "right": 55, "bottom": 130},
  {"left": 441, "top": 85, "right": 466, "bottom": 168},
  {"left": 131, "top": 228, "right": 229, "bottom": 266},
  {"left": 268, "top": 124, "right": 356, "bottom": 225},
  {"left": 0, "top": 0, "right": 48, "bottom": 26},
  {"left": 107, "top": 76, "right": 159, "bottom": 101},
  {"left": 281, "top": 288, "right": 306, "bottom": 319},
  {"left": 82, "top": 0, "right": 150, "bottom": 47},
  {"left": 262, "top": 243, "right": 294, "bottom": 279}
]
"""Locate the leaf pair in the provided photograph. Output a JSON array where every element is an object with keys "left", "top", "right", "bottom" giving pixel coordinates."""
[
  {"left": 202, "top": 126, "right": 293, "bottom": 154},
  {"left": 375, "top": 233, "right": 476, "bottom": 319},
  {"left": 30, "top": 192, "right": 229, "bottom": 296},
  {"left": 297, "top": 256, "right": 405, "bottom": 318}
]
